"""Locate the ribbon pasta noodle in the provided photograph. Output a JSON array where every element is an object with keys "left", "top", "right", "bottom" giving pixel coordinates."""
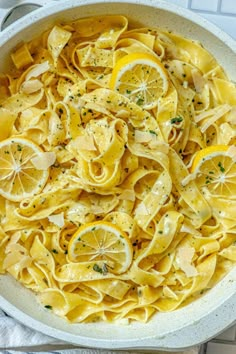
[{"left": 0, "top": 15, "right": 236, "bottom": 323}]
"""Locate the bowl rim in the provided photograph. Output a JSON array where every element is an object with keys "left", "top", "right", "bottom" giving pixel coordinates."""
[
  {"left": 0, "top": 0, "right": 236, "bottom": 51},
  {"left": 1, "top": 271, "right": 236, "bottom": 349},
  {"left": 0, "top": 0, "right": 236, "bottom": 349}
]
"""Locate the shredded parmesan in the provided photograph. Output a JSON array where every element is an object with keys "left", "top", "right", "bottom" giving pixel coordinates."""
[
  {"left": 181, "top": 173, "right": 195, "bottom": 187},
  {"left": 191, "top": 68, "right": 206, "bottom": 93},
  {"left": 135, "top": 202, "right": 150, "bottom": 215},
  {"left": 116, "top": 109, "right": 130, "bottom": 119},
  {"left": 226, "top": 106, "right": 236, "bottom": 124},
  {"left": 48, "top": 212, "right": 65, "bottom": 228},
  {"left": 21, "top": 79, "right": 43, "bottom": 94},
  {"left": 134, "top": 130, "right": 153, "bottom": 143},
  {"left": 176, "top": 247, "right": 198, "bottom": 277},
  {"left": 163, "top": 285, "right": 178, "bottom": 300},
  {"left": 25, "top": 61, "right": 50, "bottom": 81},
  {"left": 180, "top": 223, "right": 202, "bottom": 237},
  {"left": 227, "top": 145, "right": 236, "bottom": 162},
  {"left": 200, "top": 105, "right": 231, "bottom": 133},
  {"left": 72, "top": 136, "right": 97, "bottom": 151},
  {"left": 195, "top": 105, "right": 230, "bottom": 123},
  {"left": 31, "top": 152, "right": 56, "bottom": 170}
]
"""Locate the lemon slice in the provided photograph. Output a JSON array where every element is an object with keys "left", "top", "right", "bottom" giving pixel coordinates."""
[
  {"left": 0, "top": 137, "right": 49, "bottom": 202},
  {"left": 191, "top": 145, "right": 236, "bottom": 196},
  {"left": 68, "top": 221, "right": 133, "bottom": 274},
  {"left": 110, "top": 52, "right": 169, "bottom": 109}
]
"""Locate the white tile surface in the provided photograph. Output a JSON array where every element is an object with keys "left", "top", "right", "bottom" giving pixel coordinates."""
[
  {"left": 191, "top": 0, "right": 219, "bottom": 12},
  {"left": 207, "top": 342, "right": 236, "bottom": 354},
  {"left": 197, "top": 12, "right": 236, "bottom": 40},
  {"left": 221, "top": 0, "right": 236, "bottom": 14},
  {"left": 216, "top": 326, "right": 236, "bottom": 341},
  {"left": 166, "top": 0, "right": 189, "bottom": 7}
]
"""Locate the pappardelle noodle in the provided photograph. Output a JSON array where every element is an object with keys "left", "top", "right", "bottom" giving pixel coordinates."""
[{"left": 0, "top": 15, "right": 236, "bottom": 324}]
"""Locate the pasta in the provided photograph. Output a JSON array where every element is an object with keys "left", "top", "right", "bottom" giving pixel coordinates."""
[{"left": 0, "top": 15, "right": 236, "bottom": 324}]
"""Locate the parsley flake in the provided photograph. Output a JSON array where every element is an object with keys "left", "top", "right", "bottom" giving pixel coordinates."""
[
  {"left": 149, "top": 130, "right": 157, "bottom": 135},
  {"left": 93, "top": 264, "right": 103, "bottom": 274},
  {"left": 170, "top": 116, "right": 183, "bottom": 124},
  {"left": 136, "top": 98, "right": 144, "bottom": 106},
  {"left": 44, "top": 305, "right": 53, "bottom": 310}
]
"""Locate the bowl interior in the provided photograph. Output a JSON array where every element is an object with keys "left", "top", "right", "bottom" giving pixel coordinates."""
[
  {"left": 0, "top": 0, "right": 236, "bottom": 349},
  {"left": 0, "top": 1, "right": 236, "bottom": 77}
]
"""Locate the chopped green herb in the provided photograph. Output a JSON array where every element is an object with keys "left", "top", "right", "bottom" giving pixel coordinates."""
[
  {"left": 170, "top": 116, "right": 183, "bottom": 124},
  {"left": 51, "top": 249, "right": 58, "bottom": 254},
  {"left": 149, "top": 130, "right": 157, "bottom": 135},
  {"left": 93, "top": 263, "right": 103, "bottom": 274},
  {"left": 44, "top": 305, "right": 52, "bottom": 310},
  {"left": 17, "top": 144, "right": 22, "bottom": 151},
  {"left": 136, "top": 98, "right": 144, "bottom": 106}
]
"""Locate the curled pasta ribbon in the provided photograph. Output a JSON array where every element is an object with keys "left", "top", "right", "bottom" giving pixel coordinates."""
[
  {"left": 165, "top": 32, "right": 226, "bottom": 76},
  {"left": 17, "top": 188, "right": 81, "bottom": 220},
  {"left": 1, "top": 90, "right": 44, "bottom": 114},
  {"left": 82, "top": 88, "right": 164, "bottom": 139},
  {"left": 136, "top": 211, "right": 184, "bottom": 262},
  {"left": 76, "top": 118, "right": 127, "bottom": 164},
  {"left": 134, "top": 170, "right": 172, "bottom": 229},
  {"left": 169, "top": 149, "right": 211, "bottom": 227},
  {"left": 76, "top": 158, "right": 121, "bottom": 190},
  {"left": 47, "top": 26, "right": 72, "bottom": 66},
  {"left": 103, "top": 212, "right": 139, "bottom": 240},
  {"left": 154, "top": 255, "right": 217, "bottom": 312},
  {"left": 0, "top": 108, "right": 17, "bottom": 142},
  {"left": 72, "top": 15, "right": 128, "bottom": 47}
]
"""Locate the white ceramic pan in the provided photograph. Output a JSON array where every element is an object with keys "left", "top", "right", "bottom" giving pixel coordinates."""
[{"left": 0, "top": 0, "right": 236, "bottom": 350}]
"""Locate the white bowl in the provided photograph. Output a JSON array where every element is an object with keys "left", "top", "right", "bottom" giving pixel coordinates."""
[{"left": 0, "top": 0, "right": 236, "bottom": 350}]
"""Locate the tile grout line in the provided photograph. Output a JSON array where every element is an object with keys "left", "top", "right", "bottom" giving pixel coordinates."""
[
  {"left": 190, "top": 7, "right": 236, "bottom": 17},
  {"left": 219, "top": 10, "right": 236, "bottom": 16},
  {"left": 217, "top": 0, "right": 222, "bottom": 13}
]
